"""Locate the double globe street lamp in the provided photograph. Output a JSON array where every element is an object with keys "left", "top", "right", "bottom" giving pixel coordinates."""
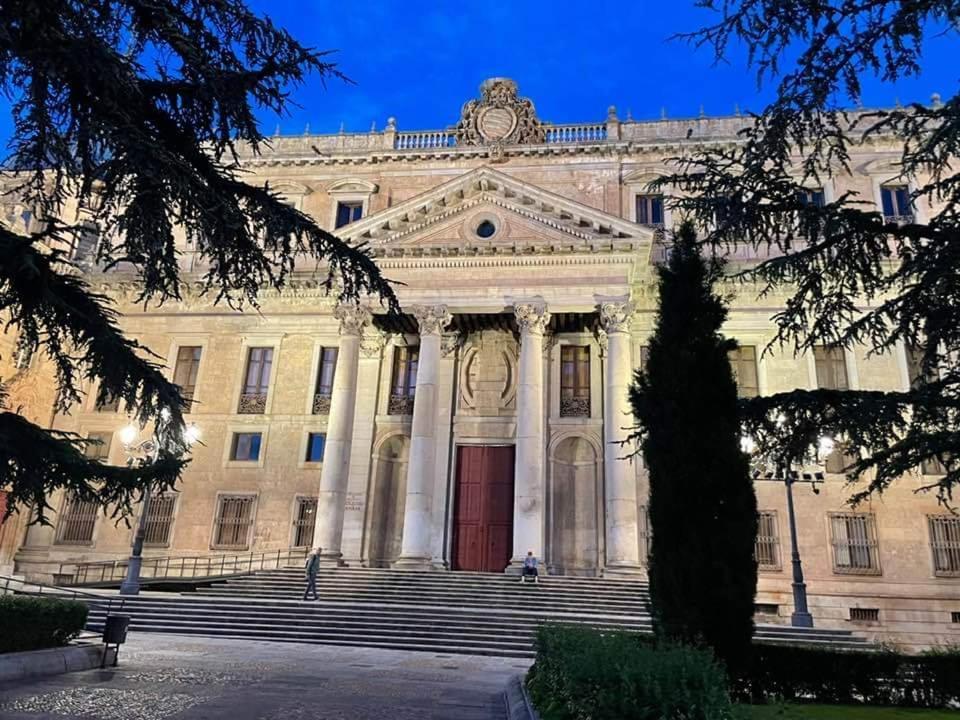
[
  {"left": 118, "top": 414, "right": 200, "bottom": 596},
  {"left": 741, "top": 428, "right": 836, "bottom": 628}
]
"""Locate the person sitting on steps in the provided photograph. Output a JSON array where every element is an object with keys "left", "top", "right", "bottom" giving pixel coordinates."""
[
  {"left": 520, "top": 550, "right": 539, "bottom": 584},
  {"left": 304, "top": 546, "right": 321, "bottom": 601}
]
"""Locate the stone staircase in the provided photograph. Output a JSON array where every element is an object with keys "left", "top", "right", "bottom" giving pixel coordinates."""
[{"left": 82, "top": 567, "right": 868, "bottom": 658}]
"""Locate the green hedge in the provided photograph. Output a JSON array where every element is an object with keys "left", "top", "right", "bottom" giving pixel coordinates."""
[
  {"left": 735, "top": 643, "right": 960, "bottom": 708},
  {"left": 527, "top": 624, "right": 735, "bottom": 720},
  {"left": 0, "top": 595, "right": 89, "bottom": 653}
]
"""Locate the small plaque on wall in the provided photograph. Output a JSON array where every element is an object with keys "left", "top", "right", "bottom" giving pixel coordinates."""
[{"left": 344, "top": 492, "right": 364, "bottom": 513}]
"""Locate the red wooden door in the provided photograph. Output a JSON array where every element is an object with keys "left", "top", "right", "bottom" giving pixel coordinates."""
[{"left": 452, "top": 445, "right": 515, "bottom": 572}]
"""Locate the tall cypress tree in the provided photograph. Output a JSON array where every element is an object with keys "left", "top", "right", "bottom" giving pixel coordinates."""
[{"left": 629, "top": 221, "right": 758, "bottom": 670}]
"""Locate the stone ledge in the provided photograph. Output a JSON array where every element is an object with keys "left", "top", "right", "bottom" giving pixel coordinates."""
[
  {"left": 503, "top": 673, "right": 540, "bottom": 720},
  {"left": 0, "top": 642, "right": 116, "bottom": 683}
]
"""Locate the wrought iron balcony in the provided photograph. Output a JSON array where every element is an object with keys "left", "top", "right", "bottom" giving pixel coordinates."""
[
  {"left": 238, "top": 392, "right": 267, "bottom": 414},
  {"left": 312, "top": 392, "right": 332, "bottom": 415},
  {"left": 883, "top": 213, "right": 915, "bottom": 225},
  {"left": 560, "top": 396, "right": 590, "bottom": 418},
  {"left": 388, "top": 394, "right": 415, "bottom": 416}
]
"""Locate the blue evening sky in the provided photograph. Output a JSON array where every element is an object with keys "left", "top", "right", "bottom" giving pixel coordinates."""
[{"left": 0, "top": 2, "right": 956, "bottom": 142}]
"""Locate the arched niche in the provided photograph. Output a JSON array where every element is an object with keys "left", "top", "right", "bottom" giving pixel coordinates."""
[
  {"left": 548, "top": 434, "right": 602, "bottom": 576},
  {"left": 364, "top": 433, "right": 409, "bottom": 567}
]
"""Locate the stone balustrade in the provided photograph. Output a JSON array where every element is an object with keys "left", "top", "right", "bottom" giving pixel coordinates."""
[
  {"left": 544, "top": 123, "right": 607, "bottom": 144},
  {"left": 394, "top": 130, "right": 456, "bottom": 150}
]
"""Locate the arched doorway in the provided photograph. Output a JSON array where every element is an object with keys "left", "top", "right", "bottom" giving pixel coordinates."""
[
  {"left": 365, "top": 434, "right": 409, "bottom": 567},
  {"left": 549, "top": 435, "right": 601, "bottom": 575}
]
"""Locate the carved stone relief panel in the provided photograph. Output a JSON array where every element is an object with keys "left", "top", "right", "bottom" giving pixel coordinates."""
[{"left": 458, "top": 329, "right": 518, "bottom": 415}]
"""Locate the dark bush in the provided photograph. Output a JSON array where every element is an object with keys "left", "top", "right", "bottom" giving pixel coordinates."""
[
  {"left": 527, "top": 624, "right": 734, "bottom": 720},
  {"left": 0, "top": 595, "right": 89, "bottom": 653},
  {"left": 735, "top": 642, "right": 960, "bottom": 708}
]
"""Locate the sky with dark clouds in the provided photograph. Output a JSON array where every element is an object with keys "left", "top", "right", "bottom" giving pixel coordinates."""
[{"left": 0, "top": 1, "right": 956, "bottom": 143}]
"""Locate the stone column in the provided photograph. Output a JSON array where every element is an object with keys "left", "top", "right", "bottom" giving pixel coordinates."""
[
  {"left": 510, "top": 301, "right": 551, "bottom": 571},
  {"left": 314, "top": 303, "right": 371, "bottom": 566},
  {"left": 600, "top": 301, "right": 642, "bottom": 574},
  {"left": 395, "top": 305, "right": 452, "bottom": 569}
]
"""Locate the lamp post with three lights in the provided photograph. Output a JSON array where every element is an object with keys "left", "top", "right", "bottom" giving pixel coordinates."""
[{"left": 118, "top": 414, "right": 200, "bottom": 596}]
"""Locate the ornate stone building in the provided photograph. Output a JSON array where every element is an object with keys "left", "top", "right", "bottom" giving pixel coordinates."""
[{"left": 5, "top": 79, "right": 959, "bottom": 646}]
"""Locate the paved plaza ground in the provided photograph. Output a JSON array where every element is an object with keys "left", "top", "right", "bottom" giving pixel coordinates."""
[{"left": 0, "top": 634, "right": 533, "bottom": 720}]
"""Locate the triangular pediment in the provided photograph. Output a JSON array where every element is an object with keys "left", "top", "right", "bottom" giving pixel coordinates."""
[{"left": 339, "top": 166, "right": 655, "bottom": 255}]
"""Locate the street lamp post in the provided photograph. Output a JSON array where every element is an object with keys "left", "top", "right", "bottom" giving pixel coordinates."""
[{"left": 118, "top": 419, "right": 199, "bottom": 596}]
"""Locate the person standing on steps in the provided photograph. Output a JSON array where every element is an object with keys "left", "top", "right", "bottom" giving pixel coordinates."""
[
  {"left": 304, "top": 547, "right": 321, "bottom": 601},
  {"left": 520, "top": 550, "right": 539, "bottom": 584}
]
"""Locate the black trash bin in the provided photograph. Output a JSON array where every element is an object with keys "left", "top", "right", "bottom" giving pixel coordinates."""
[{"left": 102, "top": 614, "right": 131, "bottom": 644}]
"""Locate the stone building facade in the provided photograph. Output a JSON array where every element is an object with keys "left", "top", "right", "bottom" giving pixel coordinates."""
[{"left": 5, "top": 79, "right": 959, "bottom": 647}]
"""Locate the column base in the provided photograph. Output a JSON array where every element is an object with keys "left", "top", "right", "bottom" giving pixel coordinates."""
[
  {"left": 392, "top": 556, "right": 433, "bottom": 571},
  {"left": 603, "top": 562, "right": 646, "bottom": 578},
  {"left": 318, "top": 551, "right": 346, "bottom": 568},
  {"left": 790, "top": 611, "right": 814, "bottom": 628}
]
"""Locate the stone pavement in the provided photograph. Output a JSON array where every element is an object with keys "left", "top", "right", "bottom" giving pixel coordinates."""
[{"left": 0, "top": 634, "right": 533, "bottom": 720}]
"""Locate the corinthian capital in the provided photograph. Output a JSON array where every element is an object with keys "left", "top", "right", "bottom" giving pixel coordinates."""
[
  {"left": 599, "top": 301, "right": 634, "bottom": 334},
  {"left": 334, "top": 303, "right": 372, "bottom": 337},
  {"left": 411, "top": 304, "right": 453, "bottom": 336},
  {"left": 514, "top": 302, "right": 551, "bottom": 336}
]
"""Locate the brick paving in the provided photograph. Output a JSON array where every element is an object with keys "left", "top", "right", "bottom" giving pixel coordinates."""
[{"left": 0, "top": 634, "right": 533, "bottom": 720}]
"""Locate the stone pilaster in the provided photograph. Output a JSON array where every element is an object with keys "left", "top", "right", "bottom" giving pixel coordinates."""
[
  {"left": 313, "top": 303, "right": 371, "bottom": 566},
  {"left": 600, "top": 301, "right": 642, "bottom": 575},
  {"left": 430, "top": 331, "right": 461, "bottom": 568},
  {"left": 395, "top": 305, "right": 452, "bottom": 569},
  {"left": 509, "top": 301, "right": 551, "bottom": 571}
]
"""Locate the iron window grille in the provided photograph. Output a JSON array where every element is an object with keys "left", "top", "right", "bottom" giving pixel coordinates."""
[
  {"left": 559, "top": 345, "right": 590, "bottom": 417},
  {"left": 55, "top": 495, "right": 99, "bottom": 545},
  {"left": 728, "top": 345, "right": 760, "bottom": 398},
  {"left": 213, "top": 496, "right": 255, "bottom": 549},
  {"left": 239, "top": 347, "right": 273, "bottom": 414},
  {"left": 755, "top": 511, "right": 781, "bottom": 571},
  {"left": 929, "top": 515, "right": 960, "bottom": 577},
  {"left": 144, "top": 494, "right": 177, "bottom": 546},
  {"left": 173, "top": 346, "right": 202, "bottom": 412},
  {"left": 292, "top": 497, "right": 318, "bottom": 548},
  {"left": 829, "top": 513, "right": 881, "bottom": 575}
]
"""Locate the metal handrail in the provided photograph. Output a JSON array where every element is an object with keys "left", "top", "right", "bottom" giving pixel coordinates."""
[
  {"left": 1, "top": 574, "right": 126, "bottom": 621},
  {"left": 57, "top": 548, "right": 308, "bottom": 587}
]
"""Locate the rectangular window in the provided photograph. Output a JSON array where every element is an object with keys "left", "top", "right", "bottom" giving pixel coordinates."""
[
  {"left": 755, "top": 511, "right": 781, "bottom": 571},
  {"left": 55, "top": 495, "right": 98, "bottom": 545},
  {"left": 173, "top": 346, "right": 203, "bottom": 412},
  {"left": 230, "top": 432, "right": 262, "bottom": 462},
  {"left": 880, "top": 184, "right": 913, "bottom": 222},
  {"left": 638, "top": 345, "right": 650, "bottom": 371},
  {"left": 635, "top": 194, "right": 664, "bottom": 226},
  {"left": 728, "top": 345, "right": 759, "bottom": 398},
  {"left": 213, "top": 496, "right": 255, "bottom": 549},
  {"left": 559, "top": 345, "right": 591, "bottom": 417},
  {"left": 389, "top": 346, "right": 418, "bottom": 415},
  {"left": 292, "top": 497, "right": 317, "bottom": 548},
  {"left": 829, "top": 513, "right": 881, "bottom": 575},
  {"left": 13, "top": 333, "right": 35, "bottom": 370},
  {"left": 312, "top": 347, "right": 338, "bottom": 415},
  {"left": 239, "top": 347, "right": 273, "bottom": 414},
  {"left": 84, "top": 431, "right": 112, "bottom": 462},
  {"left": 638, "top": 504, "right": 651, "bottom": 566},
  {"left": 335, "top": 201, "right": 363, "bottom": 229},
  {"left": 814, "top": 346, "right": 849, "bottom": 390},
  {"left": 905, "top": 343, "right": 937, "bottom": 389},
  {"left": 929, "top": 516, "right": 960, "bottom": 577},
  {"left": 921, "top": 456, "right": 948, "bottom": 476},
  {"left": 144, "top": 494, "right": 177, "bottom": 546},
  {"left": 797, "top": 188, "right": 826, "bottom": 208},
  {"left": 305, "top": 432, "right": 326, "bottom": 463},
  {"left": 96, "top": 391, "right": 120, "bottom": 413}
]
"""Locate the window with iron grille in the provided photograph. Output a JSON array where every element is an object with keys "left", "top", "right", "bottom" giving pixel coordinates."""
[
  {"left": 929, "top": 515, "right": 960, "bottom": 577},
  {"left": 814, "top": 346, "right": 849, "bottom": 390},
  {"left": 560, "top": 345, "right": 590, "bottom": 417},
  {"left": 213, "top": 495, "right": 255, "bottom": 549},
  {"left": 635, "top": 194, "right": 663, "bottom": 227},
  {"left": 239, "top": 347, "right": 272, "bottom": 413},
  {"left": 292, "top": 497, "right": 317, "bottom": 548},
  {"left": 312, "top": 347, "right": 338, "bottom": 414},
  {"left": 638, "top": 504, "right": 652, "bottom": 566},
  {"left": 12, "top": 333, "right": 36, "bottom": 370},
  {"left": 829, "top": 513, "right": 881, "bottom": 575},
  {"left": 850, "top": 607, "right": 880, "bottom": 623},
  {"left": 880, "top": 185, "right": 913, "bottom": 223},
  {"left": 335, "top": 201, "right": 363, "bottom": 229},
  {"left": 755, "top": 511, "right": 781, "bottom": 571},
  {"left": 84, "top": 431, "right": 112, "bottom": 462},
  {"left": 173, "top": 346, "right": 202, "bottom": 412},
  {"left": 55, "top": 495, "right": 98, "bottom": 545},
  {"left": 728, "top": 345, "right": 759, "bottom": 398},
  {"left": 96, "top": 390, "right": 120, "bottom": 412},
  {"left": 144, "top": 494, "right": 177, "bottom": 546},
  {"left": 389, "top": 346, "right": 418, "bottom": 415},
  {"left": 230, "top": 432, "right": 262, "bottom": 462}
]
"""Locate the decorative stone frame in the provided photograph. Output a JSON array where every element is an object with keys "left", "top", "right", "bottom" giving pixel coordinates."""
[
  {"left": 549, "top": 333, "right": 602, "bottom": 422},
  {"left": 222, "top": 423, "right": 270, "bottom": 469},
  {"left": 229, "top": 335, "right": 284, "bottom": 416},
  {"left": 622, "top": 167, "right": 674, "bottom": 229},
  {"left": 269, "top": 180, "right": 312, "bottom": 211},
  {"left": 861, "top": 158, "right": 926, "bottom": 225},
  {"left": 326, "top": 178, "right": 378, "bottom": 230}
]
